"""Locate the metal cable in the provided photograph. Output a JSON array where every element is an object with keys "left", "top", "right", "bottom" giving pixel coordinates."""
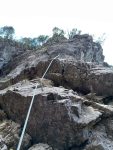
[{"left": 17, "top": 55, "right": 59, "bottom": 150}]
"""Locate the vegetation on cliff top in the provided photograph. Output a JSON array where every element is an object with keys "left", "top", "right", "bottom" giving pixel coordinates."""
[{"left": 0, "top": 26, "right": 105, "bottom": 51}]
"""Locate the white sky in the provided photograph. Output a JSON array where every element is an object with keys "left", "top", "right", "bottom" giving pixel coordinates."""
[{"left": 0, "top": 0, "right": 113, "bottom": 65}]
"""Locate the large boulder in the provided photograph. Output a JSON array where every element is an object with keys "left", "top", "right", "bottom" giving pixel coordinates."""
[
  {"left": 1, "top": 79, "right": 113, "bottom": 149},
  {"left": 0, "top": 79, "right": 103, "bottom": 149},
  {"left": 63, "top": 62, "right": 113, "bottom": 96}
]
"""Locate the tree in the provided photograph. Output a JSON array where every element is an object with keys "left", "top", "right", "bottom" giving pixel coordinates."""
[
  {"left": 19, "top": 35, "right": 49, "bottom": 49},
  {"left": 31, "top": 38, "right": 40, "bottom": 47},
  {"left": 49, "top": 27, "right": 66, "bottom": 44},
  {"left": 95, "top": 33, "right": 106, "bottom": 45},
  {"left": 19, "top": 37, "right": 33, "bottom": 49},
  {"left": 52, "top": 27, "right": 65, "bottom": 37},
  {"left": 68, "top": 28, "right": 81, "bottom": 39},
  {"left": 0, "top": 26, "right": 15, "bottom": 39},
  {"left": 37, "top": 35, "right": 49, "bottom": 45}
]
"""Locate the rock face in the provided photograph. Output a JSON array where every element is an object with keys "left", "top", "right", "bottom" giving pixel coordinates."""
[
  {"left": 0, "top": 38, "right": 26, "bottom": 75},
  {"left": 63, "top": 62, "right": 113, "bottom": 96},
  {"left": 0, "top": 34, "right": 104, "bottom": 76},
  {"left": 0, "top": 79, "right": 101, "bottom": 149},
  {"left": 0, "top": 79, "right": 113, "bottom": 149},
  {"left": 0, "top": 135, "right": 8, "bottom": 150},
  {"left": 0, "top": 120, "right": 31, "bottom": 149},
  {"left": 45, "top": 34, "right": 104, "bottom": 63},
  {"left": 1, "top": 35, "right": 111, "bottom": 96},
  {"left": 0, "top": 34, "right": 113, "bottom": 149},
  {"left": 4, "top": 60, "right": 113, "bottom": 96}
]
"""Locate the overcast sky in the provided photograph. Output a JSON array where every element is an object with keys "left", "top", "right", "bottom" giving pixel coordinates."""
[{"left": 0, "top": 0, "right": 113, "bottom": 64}]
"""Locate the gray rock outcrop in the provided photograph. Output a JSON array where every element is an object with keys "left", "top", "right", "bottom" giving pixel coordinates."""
[
  {"left": 0, "top": 79, "right": 113, "bottom": 149},
  {"left": 0, "top": 38, "right": 26, "bottom": 75},
  {"left": 0, "top": 34, "right": 113, "bottom": 149},
  {"left": 0, "top": 120, "right": 31, "bottom": 149}
]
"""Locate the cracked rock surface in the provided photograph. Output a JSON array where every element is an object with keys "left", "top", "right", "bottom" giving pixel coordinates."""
[{"left": 0, "top": 34, "right": 113, "bottom": 149}]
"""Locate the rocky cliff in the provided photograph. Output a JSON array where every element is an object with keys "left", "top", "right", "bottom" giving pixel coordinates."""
[
  {"left": 0, "top": 38, "right": 27, "bottom": 76},
  {"left": 0, "top": 34, "right": 113, "bottom": 150}
]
